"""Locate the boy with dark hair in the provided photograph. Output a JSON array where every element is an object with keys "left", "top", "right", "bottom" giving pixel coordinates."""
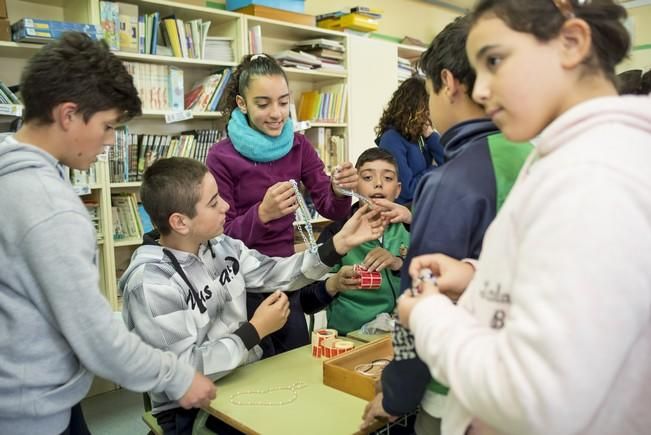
[
  {"left": 0, "top": 33, "right": 216, "bottom": 435},
  {"left": 120, "top": 157, "right": 381, "bottom": 434},
  {"left": 300, "top": 148, "right": 410, "bottom": 335},
  {"left": 361, "top": 15, "right": 532, "bottom": 434}
]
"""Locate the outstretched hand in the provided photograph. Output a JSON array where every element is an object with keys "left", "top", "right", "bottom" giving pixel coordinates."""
[
  {"left": 372, "top": 198, "right": 412, "bottom": 225},
  {"left": 332, "top": 204, "right": 384, "bottom": 254}
]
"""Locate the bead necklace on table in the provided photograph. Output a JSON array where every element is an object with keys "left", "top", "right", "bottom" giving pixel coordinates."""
[{"left": 229, "top": 382, "right": 307, "bottom": 406}]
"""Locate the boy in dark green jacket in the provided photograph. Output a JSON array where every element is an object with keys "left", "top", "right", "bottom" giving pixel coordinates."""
[{"left": 302, "top": 148, "right": 410, "bottom": 335}]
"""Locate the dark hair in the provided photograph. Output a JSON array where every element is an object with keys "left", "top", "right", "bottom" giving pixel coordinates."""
[
  {"left": 470, "top": 0, "right": 630, "bottom": 83},
  {"left": 20, "top": 32, "right": 141, "bottom": 124},
  {"left": 220, "top": 53, "right": 289, "bottom": 120},
  {"left": 616, "top": 69, "right": 643, "bottom": 95},
  {"left": 375, "top": 76, "right": 431, "bottom": 142},
  {"left": 419, "top": 15, "right": 476, "bottom": 95},
  {"left": 356, "top": 148, "right": 399, "bottom": 176},
  {"left": 641, "top": 69, "right": 651, "bottom": 95},
  {"left": 140, "top": 157, "right": 208, "bottom": 236}
]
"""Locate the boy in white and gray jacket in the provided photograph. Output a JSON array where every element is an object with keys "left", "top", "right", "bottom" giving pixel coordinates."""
[{"left": 120, "top": 157, "right": 382, "bottom": 434}]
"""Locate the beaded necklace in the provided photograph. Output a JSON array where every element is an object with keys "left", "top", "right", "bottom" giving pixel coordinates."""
[
  {"left": 229, "top": 382, "right": 307, "bottom": 406},
  {"left": 289, "top": 179, "right": 318, "bottom": 253}
]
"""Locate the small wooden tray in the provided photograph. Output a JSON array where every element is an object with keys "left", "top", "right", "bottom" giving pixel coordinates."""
[{"left": 322, "top": 336, "right": 393, "bottom": 401}]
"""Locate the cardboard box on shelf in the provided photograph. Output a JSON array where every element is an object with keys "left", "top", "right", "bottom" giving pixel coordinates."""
[
  {"left": 0, "top": 19, "right": 11, "bottom": 41},
  {"left": 174, "top": 0, "right": 207, "bottom": 6},
  {"left": 0, "top": 0, "right": 7, "bottom": 19},
  {"left": 227, "top": 0, "right": 304, "bottom": 13},
  {"left": 236, "top": 4, "right": 314, "bottom": 27}
]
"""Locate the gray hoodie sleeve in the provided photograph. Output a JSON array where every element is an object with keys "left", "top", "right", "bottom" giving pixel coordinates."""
[
  {"left": 22, "top": 211, "right": 194, "bottom": 400},
  {"left": 236, "top": 237, "right": 340, "bottom": 292}
]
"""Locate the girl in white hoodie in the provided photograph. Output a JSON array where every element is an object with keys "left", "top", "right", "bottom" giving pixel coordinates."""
[{"left": 397, "top": 1, "right": 651, "bottom": 435}]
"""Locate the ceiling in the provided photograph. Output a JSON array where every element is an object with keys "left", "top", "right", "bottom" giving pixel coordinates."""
[{"left": 422, "top": 0, "right": 651, "bottom": 13}]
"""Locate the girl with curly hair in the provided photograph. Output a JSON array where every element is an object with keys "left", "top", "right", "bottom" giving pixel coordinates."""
[{"left": 375, "top": 76, "right": 444, "bottom": 205}]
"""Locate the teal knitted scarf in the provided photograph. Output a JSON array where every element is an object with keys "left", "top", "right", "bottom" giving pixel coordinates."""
[{"left": 228, "top": 108, "right": 294, "bottom": 162}]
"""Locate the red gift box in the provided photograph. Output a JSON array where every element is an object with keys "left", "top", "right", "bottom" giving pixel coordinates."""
[{"left": 353, "top": 265, "right": 382, "bottom": 289}]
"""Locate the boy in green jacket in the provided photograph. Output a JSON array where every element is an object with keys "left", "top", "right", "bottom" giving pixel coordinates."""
[{"left": 303, "top": 148, "right": 410, "bottom": 334}]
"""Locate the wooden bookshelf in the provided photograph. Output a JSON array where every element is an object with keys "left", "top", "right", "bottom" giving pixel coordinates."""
[{"left": 1, "top": 0, "right": 352, "bottom": 322}]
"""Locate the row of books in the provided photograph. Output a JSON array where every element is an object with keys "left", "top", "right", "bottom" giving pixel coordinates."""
[
  {"left": 304, "top": 128, "right": 346, "bottom": 174},
  {"left": 122, "top": 61, "right": 184, "bottom": 111},
  {"left": 111, "top": 192, "right": 143, "bottom": 242},
  {"left": 109, "top": 128, "right": 225, "bottom": 183},
  {"left": 99, "top": 1, "right": 233, "bottom": 61},
  {"left": 185, "top": 68, "right": 233, "bottom": 113},
  {"left": 296, "top": 83, "right": 347, "bottom": 124},
  {"left": 0, "top": 80, "right": 20, "bottom": 105}
]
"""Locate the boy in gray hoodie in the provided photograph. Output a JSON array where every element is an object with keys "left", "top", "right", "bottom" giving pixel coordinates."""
[
  {"left": 120, "top": 157, "right": 382, "bottom": 434},
  {"left": 0, "top": 32, "right": 216, "bottom": 435}
]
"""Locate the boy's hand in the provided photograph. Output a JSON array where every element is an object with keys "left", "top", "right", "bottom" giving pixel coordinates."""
[
  {"left": 250, "top": 291, "right": 290, "bottom": 338},
  {"left": 177, "top": 372, "right": 217, "bottom": 409},
  {"left": 408, "top": 254, "right": 474, "bottom": 302},
  {"left": 332, "top": 204, "right": 384, "bottom": 254},
  {"left": 258, "top": 182, "right": 298, "bottom": 224},
  {"left": 397, "top": 279, "right": 439, "bottom": 327},
  {"left": 372, "top": 198, "right": 412, "bottom": 224},
  {"left": 360, "top": 393, "right": 397, "bottom": 432},
  {"left": 325, "top": 266, "right": 361, "bottom": 295},
  {"left": 332, "top": 162, "right": 358, "bottom": 194},
  {"left": 363, "top": 247, "right": 402, "bottom": 272}
]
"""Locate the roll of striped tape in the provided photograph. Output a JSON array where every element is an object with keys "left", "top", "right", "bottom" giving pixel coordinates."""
[
  {"left": 311, "top": 328, "right": 337, "bottom": 358},
  {"left": 321, "top": 338, "right": 355, "bottom": 358}
]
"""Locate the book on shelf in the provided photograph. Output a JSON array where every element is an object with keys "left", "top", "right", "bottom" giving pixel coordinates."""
[
  {"left": 123, "top": 61, "right": 187, "bottom": 111},
  {"left": 111, "top": 192, "right": 142, "bottom": 242},
  {"left": 0, "top": 80, "right": 20, "bottom": 105},
  {"left": 117, "top": 2, "right": 139, "bottom": 53},
  {"left": 274, "top": 50, "right": 321, "bottom": 69},
  {"left": 184, "top": 69, "right": 232, "bottom": 112},
  {"left": 204, "top": 36, "right": 234, "bottom": 62},
  {"left": 12, "top": 18, "right": 104, "bottom": 43},
  {"left": 137, "top": 204, "right": 154, "bottom": 234},
  {"left": 248, "top": 25, "right": 262, "bottom": 55},
  {"left": 294, "top": 38, "right": 344, "bottom": 52},
  {"left": 83, "top": 200, "right": 103, "bottom": 242},
  {"left": 99, "top": 1, "right": 120, "bottom": 50},
  {"left": 304, "top": 127, "right": 345, "bottom": 174}
]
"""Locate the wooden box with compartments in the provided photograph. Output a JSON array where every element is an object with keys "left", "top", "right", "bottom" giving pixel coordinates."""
[{"left": 322, "top": 336, "right": 393, "bottom": 401}]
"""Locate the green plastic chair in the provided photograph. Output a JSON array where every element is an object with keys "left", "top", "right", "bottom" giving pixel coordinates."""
[{"left": 141, "top": 393, "right": 217, "bottom": 435}]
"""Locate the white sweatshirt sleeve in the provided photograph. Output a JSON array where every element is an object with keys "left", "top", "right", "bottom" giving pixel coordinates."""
[{"left": 409, "top": 164, "right": 651, "bottom": 435}]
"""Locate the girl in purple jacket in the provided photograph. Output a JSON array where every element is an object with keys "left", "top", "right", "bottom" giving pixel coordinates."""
[{"left": 206, "top": 53, "right": 357, "bottom": 357}]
